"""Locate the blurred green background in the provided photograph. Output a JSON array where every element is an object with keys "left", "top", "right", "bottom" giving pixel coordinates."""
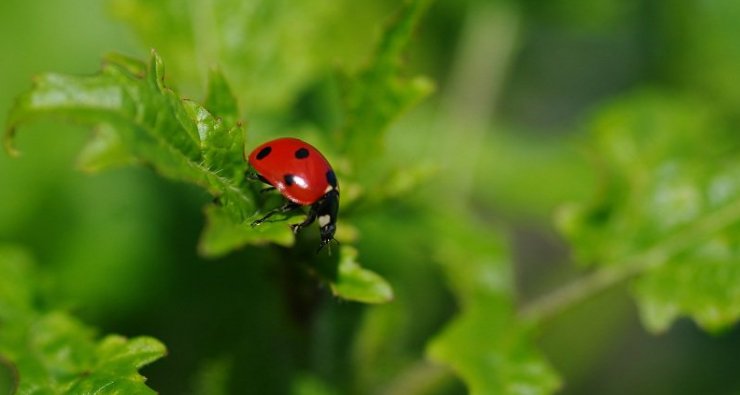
[{"left": 2, "top": 0, "right": 740, "bottom": 394}]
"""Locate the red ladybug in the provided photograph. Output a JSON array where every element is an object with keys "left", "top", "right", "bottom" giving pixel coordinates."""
[{"left": 247, "top": 137, "right": 339, "bottom": 250}]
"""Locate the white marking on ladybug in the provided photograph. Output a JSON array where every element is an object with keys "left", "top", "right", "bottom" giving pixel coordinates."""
[
  {"left": 324, "top": 185, "right": 335, "bottom": 193},
  {"left": 318, "top": 215, "right": 331, "bottom": 227},
  {"left": 293, "top": 175, "right": 308, "bottom": 189}
]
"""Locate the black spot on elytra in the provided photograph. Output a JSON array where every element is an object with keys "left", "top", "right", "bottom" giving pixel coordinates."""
[
  {"left": 284, "top": 174, "right": 295, "bottom": 186},
  {"left": 256, "top": 146, "right": 272, "bottom": 160},
  {"left": 326, "top": 170, "right": 337, "bottom": 187},
  {"left": 295, "top": 148, "right": 309, "bottom": 159}
]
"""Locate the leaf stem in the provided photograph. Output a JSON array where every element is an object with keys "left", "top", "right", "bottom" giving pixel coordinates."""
[
  {"left": 437, "top": 1, "right": 521, "bottom": 206},
  {"left": 519, "top": 197, "right": 740, "bottom": 324}
]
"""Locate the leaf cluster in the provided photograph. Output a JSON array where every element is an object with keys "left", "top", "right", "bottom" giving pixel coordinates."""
[{"left": 0, "top": 246, "right": 166, "bottom": 393}]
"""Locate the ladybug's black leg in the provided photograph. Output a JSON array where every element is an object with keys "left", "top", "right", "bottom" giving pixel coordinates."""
[
  {"left": 290, "top": 205, "right": 318, "bottom": 235},
  {"left": 251, "top": 201, "right": 300, "bottom": 226}
]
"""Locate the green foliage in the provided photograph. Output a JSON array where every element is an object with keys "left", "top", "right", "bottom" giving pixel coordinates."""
[
  {"left": 4, "top": 45, "right": 398, "bottom": 304},
  {"left": 559, "top": 93, "right": 734, "bottom": 265},
  {"left": 557, "top": 91, "right": 740, "bottom": 333},
  {"left": 6, "top": 52, "right": 252, "bottom": 219},
  {"left": 338, "top": 0, "right": 435, "bottom": 164},
  {"left": 3, "top": 4, "right": 430, "bottom": 389},
  {"left": 109, "top": 0, "right": 387, "bottom": 111},
  {"left": 0, "top": 245, "right": 165, "bottom": 394},
  {"left": 427, "top": 212, "right": 561, "bottom": 395},
  {"left": 5, "top": 0, "right": 740, "bottom": 394},
  {"left": 326, "top": 246, "right": 394, "bottom": 304}
]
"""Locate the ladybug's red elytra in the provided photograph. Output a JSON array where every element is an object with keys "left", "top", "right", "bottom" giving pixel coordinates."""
[{"left": 247, "top": 137, "right": 339, "bottom": 250}]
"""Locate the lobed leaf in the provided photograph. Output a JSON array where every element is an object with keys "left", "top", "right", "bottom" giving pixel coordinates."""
[
  {"left": 5, "top": 50, "right": 256, "bottom": 221},
  {"left": 428, "top": 301, "right": 561, "bottom": 395},
  {"left": 633, "top": 224, "right": 740, "bottom": 333},
  {"left": 0, "top": 245, "right": 166, "bottom": 394},
  {"left": 558, "top": 91, "right": 740, "bottom": 332},
  {"left": 204, "top": 68, "right": 240, "bottom": 126},
  {"left": 325, "top": 246, "right": 394, "bottom": 304},
  {"left": 76, "top": 123, "right": 136, "bottom": 172},
  {"left": 558, "top": 92, "right": 737, "bottom": 265},
  {"left": 427, "top": 213, "right": 561, "bottom": 394},
  {"left": 337, "top": 0, "right": 435, "bottom": 165}
]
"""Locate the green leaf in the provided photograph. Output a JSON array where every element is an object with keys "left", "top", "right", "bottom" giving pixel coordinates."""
[
  {"left": 428, "top": 300, "right": 561, "bottom": 395},
  {"left": 66, "top": 335, "right": 166, "bottom": 394},
  {"left": 427, "top": 213, "right": 561, "bottom": 395},
  {"left": 558, "top": 91, "right": 737, "bottom": 266},
  {"left": 323, "top": 246, "right": 393, "bottom": 304},
  {"left": 181, "top": 98, "right": 245, "bottom": 185},
  {"left": 338, "top": 0, "right": 435, "bottom": 164},
  {"left": 558, "top": 91, "right": 740, "bottom": 332},
  {"left": 633, "top": 227, "right": 740, "bottom": 333},
  {"left": 6, "top": 51, "right": 254, "bottom": 220},
  {"left": 204, "top": 68, "right": 240, "bottom": 126},
  {"left": 76, "top": 123, "right": 136, "bottom": 172},
  {"left": 200, "top": 211, "right": 393, "bottom": 304},
  {"left": 0, "top": 245, "right": 166, "bottom": 394},
  {"left": 199, "top": 204, "right": 295, "bottom": 258}
]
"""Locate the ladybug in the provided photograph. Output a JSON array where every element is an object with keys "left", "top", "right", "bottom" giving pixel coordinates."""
[{"left": 247, "top": 137, "right": 339, "bottom": 250}]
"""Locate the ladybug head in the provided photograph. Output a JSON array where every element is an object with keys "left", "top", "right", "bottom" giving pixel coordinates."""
[{"left": 319, "top": 223, "right": 336, "bottom": 249}]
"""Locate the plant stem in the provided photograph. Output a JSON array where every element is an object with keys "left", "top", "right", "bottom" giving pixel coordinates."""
[
  {"left": 519, "top": 197, "right": 740, "bottom": 324},
  {"left": 442, "top": 1, "right": 520, "bottom": 197}
]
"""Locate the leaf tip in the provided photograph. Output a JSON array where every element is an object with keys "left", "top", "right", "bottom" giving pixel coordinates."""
[
  {"left": 133, "top": 335, "right": 169, "bottom": 361},
  {"left": 378, "top": 286, "right": 395, "bottom": 303},
  {"left": 207, "top": 65, "right": 224, "bottom": 78},
  {"left": 148, "top": 49, "right": 166, "bottom": 90},
  {"left": 327, "top": 245, "right": 395, "bottom": 304},
  {"left": 103, "top": 52, "right": 147, "bottom": 78}
]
